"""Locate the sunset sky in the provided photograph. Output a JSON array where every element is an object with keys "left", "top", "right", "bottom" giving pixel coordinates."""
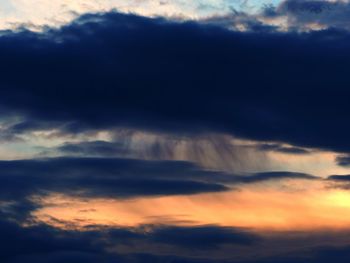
[{"left": 2, "top": 1, "right": 350, "bottom": 262}]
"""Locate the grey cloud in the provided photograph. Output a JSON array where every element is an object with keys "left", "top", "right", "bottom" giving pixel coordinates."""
[
  {"left": 335, "top": 155, "right": 350, "bottom": 166},
  {"left": 266, "top": 0, "right": 350, "bottom": 30},
  {"left": 256, "top": 143, "right": 310, "bottom": 154}
]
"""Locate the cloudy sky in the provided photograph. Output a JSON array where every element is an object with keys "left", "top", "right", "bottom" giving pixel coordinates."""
[{"left": 3, "top": 0, "right": 350, "bottom": 262}]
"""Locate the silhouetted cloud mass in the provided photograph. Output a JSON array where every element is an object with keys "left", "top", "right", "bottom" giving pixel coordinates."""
[
  {"left": 1, "top": 5, "right": 350, "bottom": 263},
  {"left": 0, "top": 157, "right": 231, "bottom": 203},
  {"left": 0, "top": 12, "right": 350, "bottom": 153}
]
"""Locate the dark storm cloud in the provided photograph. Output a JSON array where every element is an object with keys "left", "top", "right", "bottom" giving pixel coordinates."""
[
  {"left": 0, "top": 157, "right": 232, "bottom": 226},
  {"left": 3, "top": 214, "right": 350, "bottom": 263},
  {"left": 3, "top": 8, "right": 350, "bottom": 263},
  {"left": 1, "top": 12, "right": 350, "bottom": 152},
  {"left": 0, "top": 156, "right": 316, "bottom": 204},
  {"left": 145, "top": 225, "right": 259, "bottom": 249},
  {"left": 246, "top": 245, "right": 350, "bottom": 263},
  {"left": 0, "top": 155, "right": 318, "bottom": 224},
  {"left": 0, "top": 213, "right": 261, "bottom": 263},
  {"left": 0, "top": 157, "right": 230, "bottom": 202},
  {"left": 0, "top": 218, "right": 107, "bottom": 263}
]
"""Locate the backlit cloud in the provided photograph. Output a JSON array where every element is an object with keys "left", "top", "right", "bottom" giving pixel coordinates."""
[{"left": 1, "top": 3, "right": 350, "bottom": 263}]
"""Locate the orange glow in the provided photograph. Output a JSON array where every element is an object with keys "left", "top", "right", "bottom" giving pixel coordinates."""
[{"left": 32, "top": 179, "right": 350, "bottom": 231}]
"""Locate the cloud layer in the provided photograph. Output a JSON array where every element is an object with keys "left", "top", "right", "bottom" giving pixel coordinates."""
[
  {"left": 1, "top": 5, "right": 350, "bottom": 263},
  {"left": 1, "top": 12, "right": 350, "bottom": 154}
]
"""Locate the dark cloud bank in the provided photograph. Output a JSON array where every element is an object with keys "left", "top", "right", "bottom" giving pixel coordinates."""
[
  {"left": 2, "top": 7, "right": 350, "bottom": 263},
  {"left": 1, "top": 9, "right": 350, "bottom": 153},
  {"left": 0, "top": 157, "right": 229, "bottom": 202},
  {"left": 0, "top": 155, "right": 317, "bottom": 263},
  {"left": 0, "top": 156, "right": 316, "bottom": 206},
  {"left": 0, "top": 156, "right": 314, "bottom": 212},
  {"left": 2, "top": 210, "right": 350, "bottom": 263},
  {"left": 0, "top": 217, "right": 261, "bottom": 263}
]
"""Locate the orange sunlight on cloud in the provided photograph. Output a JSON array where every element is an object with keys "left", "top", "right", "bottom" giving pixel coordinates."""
[{"left": 32, "top": 179, "right": 350, "bottom": 232}]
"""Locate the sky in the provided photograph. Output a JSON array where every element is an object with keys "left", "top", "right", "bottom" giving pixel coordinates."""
[
  {"left": 3, "top": 0, "right": 350, "bottom": 263},
  {"left": 0, "top": 0, "right": 274, "bottom": 30}
]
